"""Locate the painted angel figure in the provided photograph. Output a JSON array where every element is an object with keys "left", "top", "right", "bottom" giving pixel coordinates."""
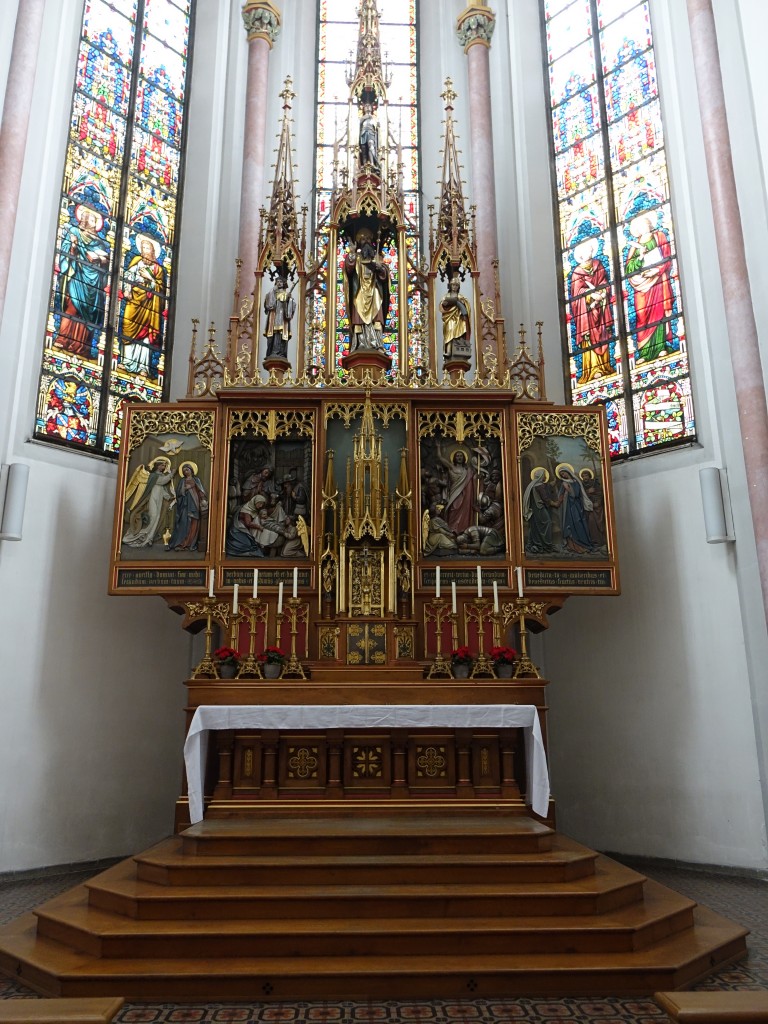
[{"left": 122, "top": 456, "right": 175, "bottom": 548}]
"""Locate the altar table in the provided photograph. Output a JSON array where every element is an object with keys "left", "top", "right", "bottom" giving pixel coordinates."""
[{"left": 184, "top": 704, "right": 550, "bottom": 823}]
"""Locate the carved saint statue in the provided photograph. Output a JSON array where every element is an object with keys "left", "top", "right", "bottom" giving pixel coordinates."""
[
  {"left": 440, "top": 276, "right": 471, "bottom": 362},
  {"left": 358, "top": 104, "right": 380, "bottom": 173},
  {"left": 343, "top": 233, "right": 390, "bottom": 352},
  {"left": 263, "top": 274, "right": 296, "bottom": 361}
]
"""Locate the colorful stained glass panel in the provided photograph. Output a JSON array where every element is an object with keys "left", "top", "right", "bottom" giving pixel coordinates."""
[
  {"left": 546, "top": 0, "right": 592, "bottom": 64},
  {"left": 36, "top": 0, "right": 192, "bottom": 455},
  {"left": 603, "top": 48, "right": 657, "bottom": 123},
  {"left": 545, "top": 0, "right": 693, "bottom": 456},
  {"left": 599, "top": 1, "right": 652, "bottom": 74}
]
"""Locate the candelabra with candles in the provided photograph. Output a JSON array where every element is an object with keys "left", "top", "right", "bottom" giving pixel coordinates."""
[
  {"left": 237, "top": 598, "right": 269, "bottom": 678},
  {"left": 502, "top": 597, "right": 547, "bottom": 679},
  {"left": 466, "top": 598, "right": 496, "bottom": 678},
  {"left": 426, "top": 597, "right": 455, "bottom": 678},
  {"left": 184, "top": 595, "right": 236, "bottom": 680},
  {"left": 276, "top": 595, "right": 309, "bottom": 679}
]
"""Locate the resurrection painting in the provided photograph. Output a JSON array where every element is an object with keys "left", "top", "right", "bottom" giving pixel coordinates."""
[{"left": 419, "top": 433, "right": 506, "bottom": 560}]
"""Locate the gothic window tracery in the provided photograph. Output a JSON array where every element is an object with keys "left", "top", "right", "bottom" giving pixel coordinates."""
[
  {"left": 35, "top": 0, "right": 193, "bottom": 455},
  {"left": 543, "top": 0, "right": 694, "bottom": 456}
]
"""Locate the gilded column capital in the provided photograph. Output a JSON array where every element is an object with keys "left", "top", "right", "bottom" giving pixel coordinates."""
[
  {"left": 242, "top": 0, "right": 282, "bottom": 47},
  {"left": 456, "top": 5, "right": 496, "bottom": 52}
]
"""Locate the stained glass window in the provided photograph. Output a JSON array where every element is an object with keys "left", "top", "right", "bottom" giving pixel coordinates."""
[
  {"left": 35, "top": 0, "right": 193, "bottom": 454},
  {"left": 314, "top": 0, "right": 420, "bottom": 375},
  {"left": 543, "top": 0, "right": 694, "bottom": 456}
]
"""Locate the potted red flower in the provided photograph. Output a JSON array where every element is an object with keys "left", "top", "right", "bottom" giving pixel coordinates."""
[
  {"left": 450, "top": 645, "right": 474, "bottom": 679},
  {"left": 258, "top": 645, "right": 286, "bottom": 679},
  {"left": 490, "top": 645, "right": 517, "bottom": 678},
  {"left": 214, "top": 646, "right": 240, "bottom": 679}
]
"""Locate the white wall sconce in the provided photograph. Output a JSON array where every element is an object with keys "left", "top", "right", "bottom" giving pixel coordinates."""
[
  {"left": 0, "top": 463, "right": 30, "bottom": 541},
  {"left": 699, "top": 465, "right": 735, "bottom": 544}
]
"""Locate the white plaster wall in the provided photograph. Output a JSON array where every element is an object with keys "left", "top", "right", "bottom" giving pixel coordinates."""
[
  {"left": 0, "top": 0, "right": 241, "bottom": 872},
  {"left": 496, "top": 0, "right": 768, "bottom": 869}
]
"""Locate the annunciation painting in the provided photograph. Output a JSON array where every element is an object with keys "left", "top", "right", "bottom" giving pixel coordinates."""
[{"left": 115, "top": 406, "right": 215, "bottom": 564}]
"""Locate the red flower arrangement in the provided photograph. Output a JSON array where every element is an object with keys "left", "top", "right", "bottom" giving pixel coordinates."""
[
  {"left": 451, "top": 645, "right": 474, "bottom": 666},
  {"left": 213, "top": 646, "right": 240, "bottom": 666},
  {"left": 257, "top": 646, "right": 286, "bottom": 666},
  {"left": 490, "top": 645, "right": 517, "bottom": 666}
]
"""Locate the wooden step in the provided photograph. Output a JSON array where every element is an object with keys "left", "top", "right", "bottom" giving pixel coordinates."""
[
  {"left": 33, "top": 879, "right": 695, "bottom": 959},
  {"left": 83, "top": 854, "right": 646, "bottom": 921},
  {"left": 0, "top": 998, "right": 124, "bottom": 1023},
  {"left": 134, "top": 834, "right": 595, "bottom": 887},
  {"left": 655, "top": 990, "right": 768, "bottom": 1021},
  {"left": 179, "top": 813, "right": 555, "bottom": 856},
  {"left": 0, "top": 906, "right": 747, "bottom": 1001}
]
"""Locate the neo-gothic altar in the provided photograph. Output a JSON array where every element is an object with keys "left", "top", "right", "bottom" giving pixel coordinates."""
[{"left": 108, "top": 0, "right": 619, "bottom": 829}]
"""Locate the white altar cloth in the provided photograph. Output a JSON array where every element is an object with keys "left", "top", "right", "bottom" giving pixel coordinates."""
[{"left": 184, "top": 704, "right": 550, "bottom": 824}]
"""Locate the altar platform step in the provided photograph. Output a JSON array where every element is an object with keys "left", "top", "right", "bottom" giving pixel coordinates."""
[
  {"left": 33, "top": 879, "right": 697, "bottom": 959},
  {"left": 179, "top": 812, "right": 556, "bottom": 856},
  {"left": 132, "top": 835, "right": 598, "bottom": 887},
  {"left": 0, "top": 812, "right": 748, "bottom": 1000},
  {"left": 0, "top": 905, "right": 747, "bottom": 1001},
  {"left": 82, "top": 853, "right": 647, "bottom": 920}
]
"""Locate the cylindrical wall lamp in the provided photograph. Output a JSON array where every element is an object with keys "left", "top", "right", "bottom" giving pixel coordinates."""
[
  {"left": 699, "top": 466, "right": 734, "bottom": 544},
  {"left": 0, "top": 463, "right": 30, "bottom": 541}
]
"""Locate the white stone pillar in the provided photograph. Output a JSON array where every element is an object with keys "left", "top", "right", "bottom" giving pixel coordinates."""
[
  {"left": 687, "top": 0, "right": 768, "bottom": 631},
  {"left": 238, "top": 1, "right": 282, "bottom": 297},
  {"left": 457, "top": 4, "right": 498, "bottom": 307},
  {"left": 0, "top": 0, "right": 46, "bottom": 328}
]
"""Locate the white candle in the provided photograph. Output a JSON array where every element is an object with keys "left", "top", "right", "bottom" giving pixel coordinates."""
[
  {"left": 293, "top": 566, "right": 298, "bottom": 598},
  {"left": 516, "top": 566, "right": 524, "bottom": 598},
  {"left": 277, "top": 580, "right": 284, "bottom": 614},
  {"left": 435, "top": 565, "right": 441, "bottom": 599},
  {"left": 252, "top": 569, "right": 258, "bottom": 601},
  {"left": 451, "top": 581, "right": 457, "bottom": 615},
  {"left": 476, "top": 565, "right": 482, "bottom": 598},
  {"left": 493, "top": 580, "right": 499, "bottom": 614},
  {"left": 232, "top": 583, "right": 239, "bottom": 615},
  {"left": 208, "top": 569, "right": 215, "bottom": 598}
]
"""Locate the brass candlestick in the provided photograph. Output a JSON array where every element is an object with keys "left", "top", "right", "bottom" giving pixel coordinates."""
[
  {"left": 186, "top": 597, "right": 231, "bottom": 679},
  {"left": 425, "top": 597, "right": 454, "bottom": 679},
  {"left": 237, "top": 599, "right": 268, "bottom": 678},
  {"left": 511, "top": 597, "right": 544, "bottom": 679},
  {"left": 278, "top": 597, "right": 308, "bottom": 679},
  {"left": 468, "top": 598, "right": 495, "bottom": 678}
]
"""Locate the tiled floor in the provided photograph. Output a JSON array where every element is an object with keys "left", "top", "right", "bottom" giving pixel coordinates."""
[{"left": 0, "top": 859, "right": 766, "bottom": 1023}]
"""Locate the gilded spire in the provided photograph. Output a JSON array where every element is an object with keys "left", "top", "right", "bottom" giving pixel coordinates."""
[
  {"left": 432, "top": 79, "right": 471, "bottom": 271},
  {"left": 263, "top": 77, "right": 299, "bottom": 269},
  {"left": 345, "top": 0, "right": 392, "bottom": 108}
]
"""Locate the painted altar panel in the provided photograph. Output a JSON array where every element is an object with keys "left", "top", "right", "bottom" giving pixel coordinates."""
[
  {"left": 110, "top": 403, "right": 216, "bottom": 592},
  {"left": 514, "top": 407, "right": 619, "bottom": 594},
  {"left": 220, "top": 407, "right": 316, "bottom": 588}
]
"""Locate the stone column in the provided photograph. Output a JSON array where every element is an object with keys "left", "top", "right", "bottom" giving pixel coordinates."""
[
  {"left": 0, "top": 0, "right": 46, "bottom": 328},
  {"left": 687, "top": 0, "right": 768, "bottom": 630},
  {"left": 457, "top": 4, "right": 498, "bottom": 306},
  {"left": 238, "top": 1, "right": 282, "bottom": 298}
]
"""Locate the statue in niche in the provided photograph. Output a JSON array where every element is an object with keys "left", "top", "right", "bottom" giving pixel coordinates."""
[
  {"left": 440, "top": 276, "right": 471, "bottom": 363},
  {"left": 343, "top": 231, "right": 390, "bottom": 352},
  {"left": 263, "top": 274, "right": 296, "bottom": 361},
  {"left": 358, "top": 104, "right": 380, "bottom": 173}
]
